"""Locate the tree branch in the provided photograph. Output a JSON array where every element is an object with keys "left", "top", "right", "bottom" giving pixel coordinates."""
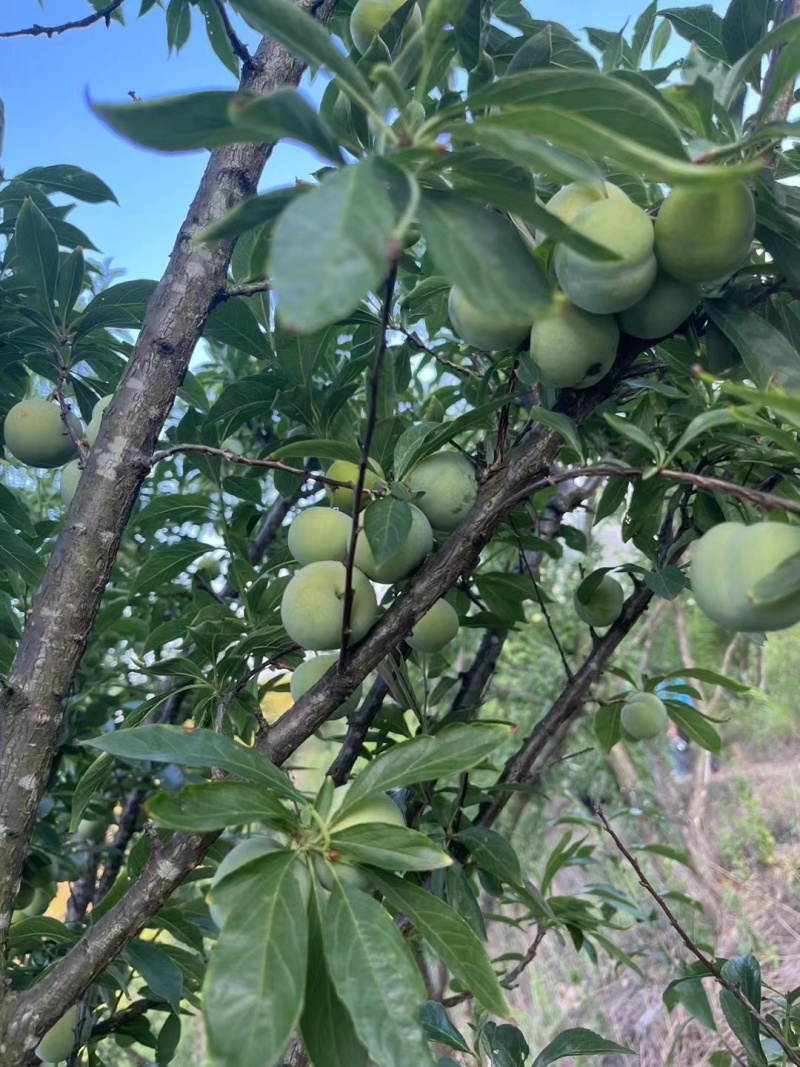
[
  {"left": 214, "top": 0, "right": 251, "bottom": 66},
  {"left": 761, "top": 0, "right": 800, "bottom": 128},
  {"left": 0, "top": 0, "right": 125, "bottom": 38},
  {"left": 327, "top": 675, "right": 390, "bottom": 785},
  {"left": 442, "top": 925, "right": 548, "bottom": 1008}
]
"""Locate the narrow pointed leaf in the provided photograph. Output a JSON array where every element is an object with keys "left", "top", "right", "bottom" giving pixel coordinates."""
[
  {"left": 330, "top": 824, "right": 453, "bottom": 871},
  {"left": 532, "top": 1027, "right": 635, "bottom": 1066},
  {"left": 14, "top": 198, "right": 59, "bottom": 309},
  {"left": 146, "top": 781, "right": 294, "bottom": 831}
]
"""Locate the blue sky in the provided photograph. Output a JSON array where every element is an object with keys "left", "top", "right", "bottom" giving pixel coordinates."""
[{"left": 2, "top": 0, "right": 724, "bottom": 281}]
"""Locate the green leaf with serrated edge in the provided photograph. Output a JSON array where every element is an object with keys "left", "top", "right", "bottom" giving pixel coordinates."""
[
  {"left": 420, "top": 1002, "right": 471, "bottom": 1054},
  {"left": 631, "top": 1, "right": 658, "bottom": 68},
  {"left": 719, "top": 955, "right": 768, "bottom": 1067},
  {"left": 0, "top": 524, "right": 43, "bottom": 586},
  {"left": 230, "top": 0, "right": 377, "bottom": 115},
  {"left": 84, "top": 724, "right": 304, "bottom": 803},
  {"left": 339, "top": 724, "right": 510, "bottom": 816},
  {"left": 228, "top": 90, "right": 343, "bottom": 164},
  {"left": 665, "top": 704, "right": 721, "bottom": 755},
  {"left": 15, "top": 164, "right": 117, "bottom": 204},
  {"left": 267, "top": 438, "right": 363, "bottom": 465},
  {"left": 454, "top": 826, "right": 523, "bottom": 887},
  {"left": 204, "top": 853, "right": 309, "bottom": 1067},
  {"left": 14, "top": 198, "right": 59, "bottom": 311},
  {"left": 200, "top": 186, "right": 303, "bottom": 243},
  {"left": 705, "top": 302, "right": 800, "bottom": 392},
  {"left": 146, "top": 781, "right": 294, "bottom": 832},
  {"left": 124, "top": 940, "right": 183, "bottom": 1008},
  {"left": 196, "top": 0, "right": 240, "bottom": 76},
  {"left": 751, "top": 551, "right": 800, "bottom": 604},
  {"left": 129, "top": 540, "right": 215, "bottom": 595},
  {"left": 373, "top": 872, "right": 507, "bottom": 1017},
  {"left": 531, "top": 1027, "right": 635, "bottom": 1066},
  {"left": 594, "top": 703, "right": 622, "bottom": 753},
  {"left": 419, "top": 189, "right": 552, "bottom": 322},
  {"left": 204, "top": 296, "right": 267, "bottom": 356},
  {"left": 322, "top": 879, "right": 435, "bottom": 1067},
  {"left": 300, "top": 882, "right": 369, "bottom": 1067},
  {"left": 73, "top": 279, "right": 158, "bottom": 340},
  {"left": 659, "top": 667, "right": 749, "bottom": 693},
  {"left": 330, "top": 824, "right": 452, "bottom": 872},
  {"left": 363, "top": 497, "right": 412, "bottom": 568}
]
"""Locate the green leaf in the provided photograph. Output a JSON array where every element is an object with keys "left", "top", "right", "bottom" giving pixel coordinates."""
[
  {"left": 603, "top": 413, "right": 661, "bottom": 460},
  {"left": 660, "top": 6, "right": 726, "bottom": 61},
  {"left": 651, "top": 18, "right": 672, "bottom": 63},
  {"left": 204, "top": 853, "right": 309, "bottom": 1067},
  {"left": 720, "top": 15, "right": 800, "bottom": 111},
  {"left": 230, "top": 0, "right": 377, "bottom": 114},
  {"left": 73, "top": 279, "right": 158, "bottom": 340},
  {"left": 322, "top": 879, "right": 435, "bottom": 1067},
  {"left": 454, "top": 826, "right": 523, "bottom": 887},
  {"left": 419, "top": 189, "right": 552, "bottom": 322},
  {"left": 267, "top": 438, "right": 362, "bottom": 465},
  {"left": 631, "top": 1, "right": 658, "bottom": 68},
  {"left": 594, "top": 703, "right": 622, "bottom": 753},
  {"left": 204, "top": 374, "right": 280, "bottom": 436},
  {"left": 300, "top": 884, "right": 369, "bottom": 1067},
  {"left": 340, "top": 723, "right": 511, "bottom": 814},
  {"left": 204, "top": 297, "right": 267, "bottom": 357},
  {"left": 133, "top": 494, "right": 214, "bottom": 536},
  {"left": 705, "top": 302, "right": 800, "bottom": 392},
  {"left": 200, "top": 186, "right": 303, "bottom": 243},
  {"left": 665, "top": 703, "right": 721, "bottom": 756},
  {"left": 631, "top": 843, "right": 693, "bottom": 867},
  {"left": 420, "top": 1002, "right": 471, "bottom": 1054},
  {"left": 0, "top": 524, "right": 43, "bottom": 586},
  {"left": 7, "top": 917, "right": 78, "bottom": 950},
  {"left": 166, "top": 0, "right": 191, "bottom": 52},
  {"left": 751, "top": 551, "right": 800, "bottom": 604},
  {"left": 146, "top": 781, "right": 293, "bottom": 832},
  {"left": 643, "top": 565, "right": 687, "bottom": 600},
  {"left": 480, "top": 1022, "right": 529, "bottom": 1067},
  {"left": 124, "top": 940, "right": 184, "bottom": 1009},
  {"left": 721, "top": 0, "right": 770, "bottom": 67},
  {"left": 664, "top": 973, "right": 716, "bottom": 1030},
  {"left": 374, "top": 872, "right": 508, "bottom": 1017},
  {"left": 363, "top": 497, "right": 412, "bottom": 568},
  {"left": 15, "top": 164, "right": 117, "bottom": 204},
  {"left": 270, "top": 161, "right": 395, "bottom": 333},
  {"left": 330, "top": 824, "right": 452, "bottom": 872},
  {"left": 228, "top": 90, "right": 344, "bottom": 164},
  {"left": 528, "top": 407, "right": 584, "bottom": 461},
  {"left": 55, "top": 246, "right": 86, "bottom": 323},
  {"left": 531, "top": 1027, "right": 635, "bottom": 1066},
  {"left": 129, "top": 540, "right": 215, "bottom": 596},
  {"left": 156, "top": 1013, "right": 182, "bottom": 1065},
  {"left": 453, "top": 0, "right": 482, "bottom": 70},
  {"left": 665, "top": 408, "right": 738, "bottom": 463},
  {"left": 595, "top": 476, "right": 629, "bottom": 523},
  {"left": 396, "top": 396, "right": 514, "bottom": 477},
  {"left": 660, "top": 667, "right": 748, "bottom": 693},
  {"left": 719, "top": 955, "right": 768, "bottom": 1067},
  {"left": 84, "top": 724, "right": 304, "bottom": 802},
  {"left": 197, "top": 0, "right": 240, "bottom": 76},
  {"left": 14, "top": 198, "right": 59, "bottom": 310}
]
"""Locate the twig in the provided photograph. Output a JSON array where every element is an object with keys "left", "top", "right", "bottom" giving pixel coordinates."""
[
  {"left": 491, "top": 363, "right": 519, "bottom": 468},
  {"left": 395, "top": 324, "right": 479, "bottom": 379},
  {"left": 512, "top": 520, "right": 573, "bottom": 681},
  {"left": 595, "top": 807, "right": 800, "bottom": 1067},
  {"left": 52, "top": 385, "right": 88, "bottom": 464},
  {"left": 89, "top": 998, "right": 166, "bottom": 1038},
  {"left": 214, "top": 0, "right": 251, "bottom": 66},
  {"left": 327, "top": 675, "right": 390, "bottom": 785},
  {"left": 442, "top": 925, "right": 548, "bottom": 1007},
  {"left": 339, "top": 264, "right": 398, "bottom": 669},
  {"left": 0, "top": 0, "right": 125, "bottom": 38},
  {"left": 216, "top": 280, "right": 271, "bottom": 302}
]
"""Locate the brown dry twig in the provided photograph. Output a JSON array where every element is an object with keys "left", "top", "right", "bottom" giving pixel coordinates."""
[{"left": 0, "top": 0, "right": 125, "bottom": 38}]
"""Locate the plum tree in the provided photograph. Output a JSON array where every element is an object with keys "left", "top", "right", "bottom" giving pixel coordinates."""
[
  {"left": 353, "top": 503, "right": 432, "bottom": 583},
  {"left": 620, "top": 692, "right": 668, "bottom": 741},
  {"left": 404, "top": 452, "right": 477, "bottom": 532},
  {"left": 35, "top": 1004, "right": 89, "bottom": 1065},
  {"left": 544, "top": 180, "right": 630, "bottom": 224},
  {"left": 85, "top": 394, "right": 113, "bottom": 447},
  {"left": 553, "top": 198, "right": 657, "bottom": 314},
  {"left": 2, "top": 398, "right": 82, "bottom": 469},
  {"left": 287, "top": 506, "right": 351, "bottom": 565},
  {"left": 448, "top": 286, "right": 531, "bottom": 352},
  {"left": 691, "top": 522, "right": 800, "bottom": 632},
  {"left": 573, "top": 573, "right": 624, "bottom": 628},
  {"left": 290, "top": 653, "right": 363, "bottom": 718},
  {"left": 616, "top": 270, "right": 700, "bottom": 339},
  {"left": 280, "top": 560, "right": 377, "bottom": 649},
  {"left": 529, "top": 297, "right": 619, "bottom": 389},
  {"left": 406, "top": 598, "right": 459, "bottom": 653},
  {"left": 325, "top": 459, "right": 385, "bottom": 513},
  {"left": 654, "top": 182, "right": 756, "bottom": 283},
  {"left": 350, "top": 0, "right": 420, "bottom": 53}
]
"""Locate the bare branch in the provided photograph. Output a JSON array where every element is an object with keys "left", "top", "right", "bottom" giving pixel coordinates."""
[
  {"left": 0, "top": 0, "right": 125, "bottom": 39},
  {"left": 761, "top": 0, "right": 800, "bottom": 128},
  {"left": 217, "top": 280, "right": 271, "bottom": 301},
  {"left": 327, "top": 675, "right": 390, "bottom": 785},
  {"left": 214, "top": 0, "right": 252, "bottom": 66},
  {"left": 443, "top": 925, "right": 548, "bottom": 1007}
]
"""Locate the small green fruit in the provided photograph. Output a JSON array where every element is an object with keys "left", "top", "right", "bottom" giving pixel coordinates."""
[
  {"left": 544, "top": 180, "right": 630, "bottom": 225},
  {"left": 654, "top": 182, "right": 756, "bottom": 283},
  {"left": 404, "top": 452, "right": 477, "bottom": 532},
  {"left": 529, "top": 297, "right": 619, "bottom": 390},
  {"left": 448, "top": 286, "right": 531, "bottom": 352},
  {"left": 36, "top": 1004, "right": 90, "bottom": 1065},
  {"left": 691, "top": 521, "right": 800, "bottom": 632},
  {"left": 554, "top": 198, "right": 657, "bottom": 314},
  {"left": 326, "top": 459, "right": 385, "bottom": 514},
  {"left": 3, "top": 398, "right": 82, "bottom": 469},
  {"left": 281, "top": 561, "right": 377, "bottom": 650},
  {"left": 350, "top": 0, "right": 419, "bottom": 53},
  {"left": 574, "top": 574, "right": 624, "bottom": 628},
  {"left": 14, "top": 881, "right": 34, "bottom": 910},
  {"left": 60, "top": 459, "right": 83, "bottom": 507},
  {"left": 86, "top": 394, "right": 113, "bottom": 447},
  {"left": 288, "top": 506, "right": 351, "bottom": 566},
  {"left": 407, "top": 598, "right": 459, "bottom": 653},
  {"left": 290, "top": 653, "right": 362, "bottom": 719},
  {"left": 616, "top": 270, "right": 700, "bottom": 339},
  {"left": 621, "top": 692, "right": 668, "bottom": 741},
  {"left": 353, "top": 503, "right": 433, "bottom": 583}
]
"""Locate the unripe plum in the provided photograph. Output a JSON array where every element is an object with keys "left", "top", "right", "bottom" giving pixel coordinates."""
[
  {"left": 350, "top": 0, "right": 421, "bottom": 53},
  {"left": 544, "top": 180, "right": 630, "bottom": 225},
  {"left": 353, "top": 503, "right": 432, "bottom": 583},
  {"left": 448, "top": 286, "right": 531, "bottom": 352},
  {"left": 691, "top": 521, "right": 800, "bottom": 632},
  {"left": 529, "top": 297, "right": 619, "bottom": 389},
  {"left": 573, "top": 573, "right": 624, "bottom": 627},
  {"left": 86, "top": 394, "right": 113, "bottom": 447},
  {"left": 3, "top": 398, "right": 82, "bottom": 469},
  {"left": 616, "top": 270, "right": 700, "bottom": 339},
  {"left": 281, "top": 561, "right": 377, "bottom": 650},
  {"left": 407, "top": 598, "right": 459, "bottom": 653},
  {"left": 36, "top": 1004, "right": 90, "bottom": 1065},
  {"left": 554, "top": 198, "right": 657, "bottom": 314},
  {"left": 209, "top": 836, "right": 282, "bottom": 927},
  {"left": 290, "top": 653, "right": 363, "bottom": 719},
  {"left": 288, "top": 506, "right": 351, "bottom": 565},
  {"left": 60, "top": 459, "right": 82, "bottom": 507},
  {"left": 326, "top": 459, "right": 385, "bottom": 514},
  {"left": 404, "top": 452, "right": 477, "bottom": 532},
  {"left": 654, "top": 182, "right": 755, "bottom": 283},
  {"left": 621, "top": 692, "right": 668, "bottom": 741}
]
